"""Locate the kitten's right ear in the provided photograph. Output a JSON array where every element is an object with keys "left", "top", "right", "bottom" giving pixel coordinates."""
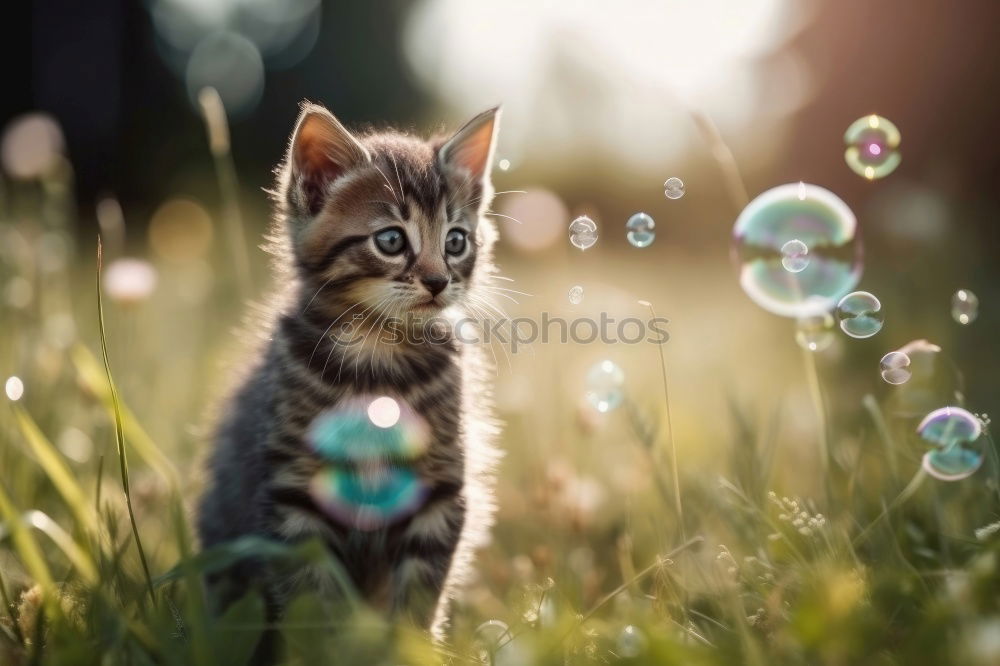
[{"left": 284, "top": 103, "right": 369, "bottom": 216}]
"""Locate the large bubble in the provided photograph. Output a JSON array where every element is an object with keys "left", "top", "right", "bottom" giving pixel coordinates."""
[
  {"left": 305, "top": 396, "right": 431, "bottom": 530},
  {"left": 917, "top": 406, "right": 985, "bottom": 482},
  {"left": 733, "top": 183, "right": 861, "bottom": 318}
]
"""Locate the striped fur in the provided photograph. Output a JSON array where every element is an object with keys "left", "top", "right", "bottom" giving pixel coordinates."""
[{"left": 196, "top": 102, "right": 503, "bottom": 652}]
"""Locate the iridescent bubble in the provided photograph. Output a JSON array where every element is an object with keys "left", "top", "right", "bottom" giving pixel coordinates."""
[
  {"left": 625, "top": 212, "right": 655, "bottom": 248},
  {"left": 836, "top": 291, "right": 883, "bottom": 338},
  {"left": 569, "top": 215, "right": 598, "bottom": 251},
  {"left": 307, "top": 396, "right": 431, "bottom": 462},
  {"left": 952, "top": 289, "right": 979, "bottom": 325},
  {"left": 844, "top": 115, "right": 901, "bottom": 180},
  {"left": 306, "top": 396, "right": 431, "bottom": 530},
  {"left": 922, "top": 447, "right": 984, "bottom": 482},
  {"left": 474, "top": 619, "right": 511, "bottom": 664},
  {"left": 663, "top": 177, "right": 685, "bottom": 200},
  {"left": 585, "top": 360, "right": 625, "bottom": 413},
  {"left": 879, "top": 351, "right": 911, "bottom": 385},
  {"left": 918, "top": 406, "right": 985, "bottom": 481},
  {"left": 780, "top": 239, "right": 809, "bottom": 273},
  {"left": 568, "top": 285, "right": 584, "bottom": 305},
  {"left": 5, "top": 376, "right": 24, "bottom": 402},
  {"left": 309, "top": 463, "right": 427, "bottom": 531},
  {"left": 733, "top": 183, "right": 861, "bottom": 318},
  {"left": 795, "top": 312, "right": 835, "bottom": 352},
  {"left": 917, "top": 406, "right": 982, "bottom": 449},
  {"left": 617, "top": 625, "right": 647, "bottom": 659}
]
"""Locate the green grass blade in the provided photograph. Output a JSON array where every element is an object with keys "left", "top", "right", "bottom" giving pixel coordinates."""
[
  {"left": 12, "top": 405, "right": 97, "bottom": 533},
  {"left": 95, "top": 237, "right": 156, "bottom": 607},
  {"left": 70, "top": 344, "right": 180, "bottom": 491},
  {"left": 0, "top": 483, "right": 55, "bottom": 605},
  {"left": 0, "top": 511, "right": 99, "bottom": 585}
]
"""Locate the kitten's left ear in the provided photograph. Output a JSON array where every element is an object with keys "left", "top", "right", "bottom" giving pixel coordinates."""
[{"left": 438, "top": 106, "right": 501, "bottom": 186}]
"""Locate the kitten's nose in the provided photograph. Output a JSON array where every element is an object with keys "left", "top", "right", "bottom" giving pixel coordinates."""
[{"left": 421, "top": 275, "right": 450, "bottom": 297}]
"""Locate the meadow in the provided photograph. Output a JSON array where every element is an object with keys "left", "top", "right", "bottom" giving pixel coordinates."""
[{"left": 2, "top": 97, "right": 1000, "bottom": 666}]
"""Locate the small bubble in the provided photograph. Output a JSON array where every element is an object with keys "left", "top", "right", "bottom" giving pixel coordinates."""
[
  {"left": 474, "top": 619, "right": 511, "bottom": 663},
  {"left": 663, "top": 177, "right": 685, "bottom": 200},
  {"left": 836, "top": 291, "right": 883, "bottom": 338},
  {"left": 585, "top": 360, "right": 625, "bottom": 413},
  {"left": 568, "top": 285, "right": 584, "bottom": 305},
  {"left": 625, "top": 212, "right": 656, "bottom": 248},
  {"left": 951, "top": 289, "right": 979, "bottom": 325},
  {"left": 880, "top": 351, "right": 911, "bottom": 385},
  {"left": 780, "top": 239, "right": 809, "bottom": 273},
  {"left": 497, "top": 158, "right": 511, "bottom": 171},
  {"left": 616, "top": 625, "right": 647, "bottom": 658},
  {"left": 5, "top": 376, "right": 24, "bottom": 401},
  {"left": 568, "top": 215, "right": 598, "bottom": 251},
  {"left": 795, "top": 312, "right": 835, "bottom": 352},
  {"left": 844, "top": 114, "right": 901, "bottom": 180}
]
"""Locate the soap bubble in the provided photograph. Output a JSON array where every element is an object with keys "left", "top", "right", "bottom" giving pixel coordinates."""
[
  {"left": 922, "top": 447, "right": 984, "bottom": 481},
  {"left": 780, "top": 239, "right": 809, "bottom": 273},
  {"left": 836, "top": 291, "right": 883, "bottom": 338},
  {"left": 617, "top": 625, "right": 647, "bottom": 658},
  {"left": 5, "top": 376, "right": 24, "bottom": 402},
  {"left": 917, "top": 406, "right": 982, "bottom": 449},
  {"left": 663, "top": 177, "right": 685, "bottom": 200},
  {"left": 795, "top": 312, "right": 835, "bottom": 352},
  {"left": 497, "top": 158, "right": 511, "bottom": 171},
  {"left": 305, "top": 396, "right": 431, "bottom": 530},
  {"left": 307, "top": 396, "right": 431, "bottom": 462},
  {"left": 880, "top": 351, "right": 911, "bottom": 385},
  {"left": 625, "top": 212, "right": 656, "bottom": 248},
  {"left": 569, "top": 215, "right": 598, "bottom": 251},
  {"left": 568, "top": 285, "right": 584, "bottom": 305},
  {"left": 918, "top": 406, "right": 985, "bottom": 482},
  {"left": 474, "top": 619, "right": 511, "bottom": 664},
  {"left": 585, "top": 360, "right": 625, "bottom": 413},
  {"left": 844, "top": 114, "right": 901, "bottom": 180},
  {"left": 952, "top": 289, "right": 979, "bottom": 325},
  {"left": 309, "top": 463, "right": 427, "bottom": 531},
  {"left": 733, "top": 183, "right": 861, "bottom": 318}
]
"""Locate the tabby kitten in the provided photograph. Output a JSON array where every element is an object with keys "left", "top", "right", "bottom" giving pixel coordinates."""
[{"left": 196, "top": 102, "right": 502, "bottom": 641}]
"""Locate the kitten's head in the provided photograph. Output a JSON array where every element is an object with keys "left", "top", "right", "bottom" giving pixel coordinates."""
[{"left": 274, "top": 102, "right": 500, "bottom": 320}]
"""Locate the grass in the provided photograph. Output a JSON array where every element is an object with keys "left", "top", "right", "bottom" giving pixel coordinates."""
[{"left": 1, "top": 126, "right": 999, "bottom": 665}]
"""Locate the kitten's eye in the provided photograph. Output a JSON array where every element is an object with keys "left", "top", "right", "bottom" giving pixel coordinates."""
[
  {"left": 445, "top": 229, "right": 467, "bottom": 256},
  {"left": 374, "top": 228, "right": 406, "bottom": 255}
]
